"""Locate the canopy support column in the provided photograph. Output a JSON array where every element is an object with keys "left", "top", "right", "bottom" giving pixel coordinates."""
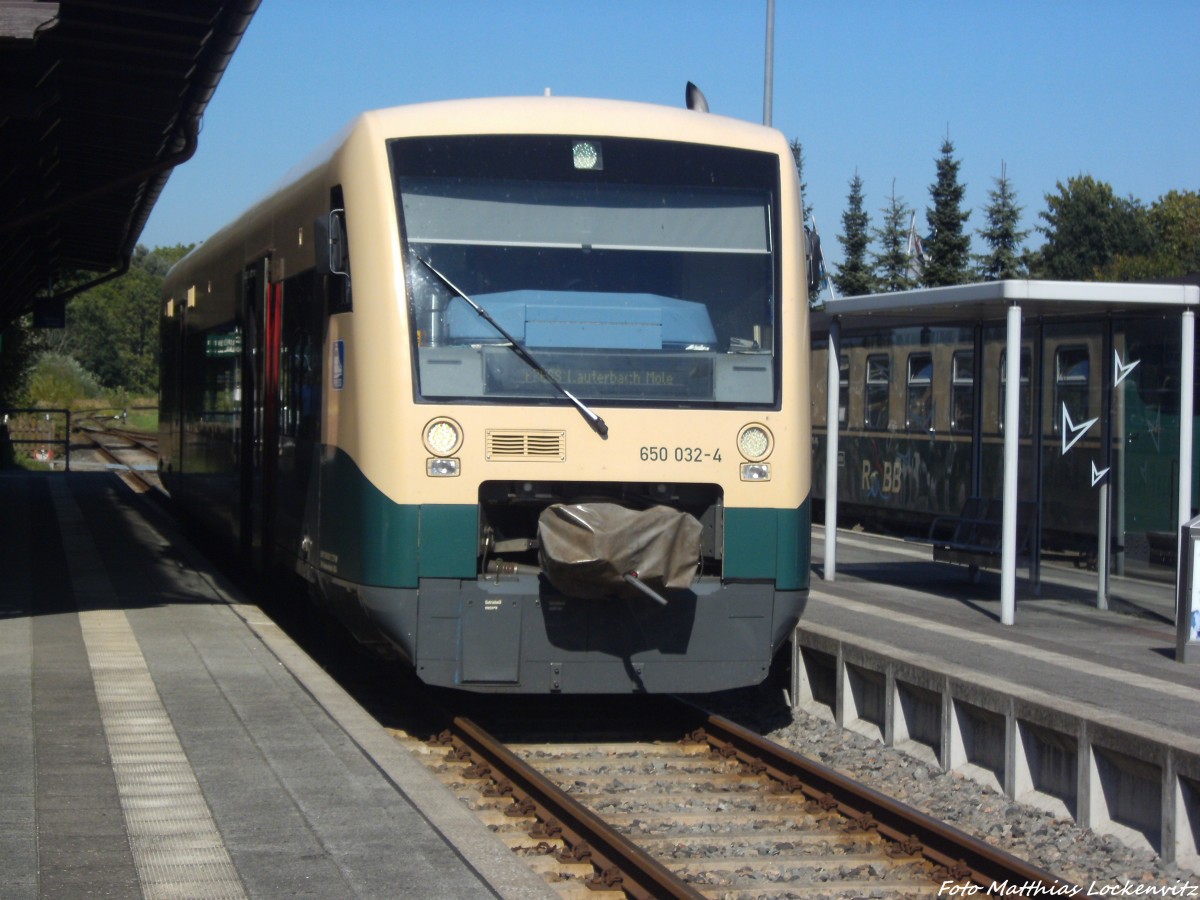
[
  {"left": 1178, "top": 309, "right": 1196, "bottom": 624},
  {"left": 823, "top": 318, "right": 841, "bottom": 581},
  {"left": 1001, "top": 302, "right": 1022, "bottom": 625}
]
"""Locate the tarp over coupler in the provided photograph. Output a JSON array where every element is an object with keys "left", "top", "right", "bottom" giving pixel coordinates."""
[{"left": 537, "top": 503, "right": 702, "bottom": 600}]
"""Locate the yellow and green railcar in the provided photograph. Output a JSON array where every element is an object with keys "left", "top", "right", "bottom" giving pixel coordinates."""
[{"left": 160, "top": 95, "right": 811, "bottom": 693}]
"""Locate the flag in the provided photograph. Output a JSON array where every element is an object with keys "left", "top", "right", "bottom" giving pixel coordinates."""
[
  {"left": 806, "top": 213, "right": 837, "bottom": 304},
  {"left": 906, "top": 211, "right": 926, "bottom": 283}
]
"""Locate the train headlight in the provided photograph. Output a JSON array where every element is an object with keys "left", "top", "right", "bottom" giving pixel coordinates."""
[
  {"left": 736, "top": 423, "right": 772, "bottom": 461},
  {"left": 426, "top": 458, "right": 460, "bottom": 477},
  {"left": 740, "top": 463, "right": 771, "bottom": 481},
  {"left": 423, "top": 417, "right": 462, "bottom": 457}
]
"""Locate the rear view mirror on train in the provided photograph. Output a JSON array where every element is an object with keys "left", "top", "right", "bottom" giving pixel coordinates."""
[{"left": 313, "top": 208, "right": 349, "bottom": 277}]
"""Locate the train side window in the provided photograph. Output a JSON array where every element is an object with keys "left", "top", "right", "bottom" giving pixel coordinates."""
[
  {"left": 864, "top": 353, "right": 889, "bottom": 430},
  {"left": 905, "top": 352, "right": 932, "bottom": 432},
  {"left": 998, "top": 349, "right": 1031, "bottom": 435},
  {"left": 950, "top": 350, "right": 973, "bottom": 434},
  {"left": 838, "top": 354, "right": 849, "bottom": 429},
  {"left": 1053, "top": 345, "right": 1090, "bottom": 432}
]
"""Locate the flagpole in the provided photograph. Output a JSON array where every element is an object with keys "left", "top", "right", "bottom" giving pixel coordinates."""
[{"left": 763, "top": 0, "right": 775, "bottom": 126}]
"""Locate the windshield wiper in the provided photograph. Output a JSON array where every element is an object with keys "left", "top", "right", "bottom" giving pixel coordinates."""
[{"left": 418, "top": 258, "right": 609, "bottom": 439}]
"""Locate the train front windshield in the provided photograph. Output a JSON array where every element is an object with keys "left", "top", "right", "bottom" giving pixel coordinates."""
[{"left": 393, "top": 135, "right": 780, "bottom": 408}]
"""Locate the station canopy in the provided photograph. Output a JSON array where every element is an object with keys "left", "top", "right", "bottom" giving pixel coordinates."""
[
  {"left": 814, "top": 278, "right": 1199, "bottom": 625},
  {"left": 0, "top": 0, "right": 259, "bottom": 331}
]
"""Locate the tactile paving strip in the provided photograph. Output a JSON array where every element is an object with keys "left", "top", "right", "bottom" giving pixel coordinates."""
[{"left": 53, "top": 481, "right": 246, "bottom": 900}]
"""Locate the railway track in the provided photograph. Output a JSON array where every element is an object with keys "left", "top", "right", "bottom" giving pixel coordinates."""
[
  {"left": 71, "top": 422, "right": 159, "bottom": 493},
  {"left": 72, "top": 426, "right": 1075, "bottom": 895},
  {"left": 389, "top": 702, "right": 1072, "bottom": 899}
]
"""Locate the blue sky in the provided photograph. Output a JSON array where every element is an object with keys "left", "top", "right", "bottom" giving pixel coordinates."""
[{"left": 141, "top": 0, "right": 1199, "bottom": 268}]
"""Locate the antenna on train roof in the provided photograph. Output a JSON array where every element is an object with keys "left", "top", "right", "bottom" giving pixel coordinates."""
[{"left": 685, "top": 81, "right": 709, "bottom": 113}]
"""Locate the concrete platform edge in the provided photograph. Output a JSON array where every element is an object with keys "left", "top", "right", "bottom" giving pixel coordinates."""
[
  {"left": 227, "top": 603, "right": 560, "bottom": 900},
  {"left": 795, "top": 600, "right": 1200, "bottom": 870}
]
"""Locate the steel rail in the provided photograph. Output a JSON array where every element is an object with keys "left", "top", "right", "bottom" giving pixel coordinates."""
[
  {"left": 73, "top": 427, "right": 154, "bottom": 493},
  {"left": 445, "top": 715, "right": 705, "bottom": 900},
  {"left": 691, "top": 711, "right": 1076, "bottom": 891}
]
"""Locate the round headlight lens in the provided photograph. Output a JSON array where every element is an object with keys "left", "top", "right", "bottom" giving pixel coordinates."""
[
  {"left": 737, "top": 423, "right": 772, "bottom": 461},
  {"left": 423, "top": 417, "right": 462, "bottom": 457}
]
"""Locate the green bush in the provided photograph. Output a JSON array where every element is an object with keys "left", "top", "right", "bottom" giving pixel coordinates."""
[{"left": 28, "top": 352, "right": 105, "bottom": 409}]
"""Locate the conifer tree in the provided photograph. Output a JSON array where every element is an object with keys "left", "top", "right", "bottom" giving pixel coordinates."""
[
  {"left": 873, "top": 182, "right": 916, "bottom": 292},
  {"left": 834, "top": 172, "right": 875, "bottom": 296},
  {"left": 976, "top": 162, "right": 1029, "bottom": 280},
  {"left": 923, "top": 137, "right": 972, "bottom": 286}
]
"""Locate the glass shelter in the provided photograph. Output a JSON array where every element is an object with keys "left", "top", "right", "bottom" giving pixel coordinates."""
[{"left": 811, "top": 279, "right": 1199, "bottom": 625}]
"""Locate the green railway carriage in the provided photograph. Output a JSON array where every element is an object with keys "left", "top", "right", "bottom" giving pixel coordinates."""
[
  {"left": 811, "top": 307, "right": 1198, "bottom": 569},
  {"left": 160, "top": 95, "right": 812, "bottom": 693}
]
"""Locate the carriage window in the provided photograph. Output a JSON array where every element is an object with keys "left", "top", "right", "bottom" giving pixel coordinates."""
[
  {"left": 905, "top": 353, "right": 932, "bottom": 431},
  {"left": 950, "top": 350, "right": 974, "bottom": 434},
  {"left": 998, "top": 348, "right": 1031, "bottom": 435},
  {"left": 865, "top": 354, "right": 889, "bottom": 430},
  {"left": 1054, "top": 345, "right": 1090, "bottom": 432}
]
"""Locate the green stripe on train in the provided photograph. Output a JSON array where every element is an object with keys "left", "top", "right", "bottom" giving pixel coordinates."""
[
  {"left": 320, "top": 447, "right": 810, "bottom": 589},
  {"left": 317, "top": 448, "right": 475, "bottom": 586},
  {"left": 723, "top": 502, "right": 811, "bottom": 589}
]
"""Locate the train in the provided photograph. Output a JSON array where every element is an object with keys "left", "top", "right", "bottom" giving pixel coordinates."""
[
  {"left": 810, "top": 303, "right": 1198, "bottom": 571},
  {"left": 159, "top": 94, "right": 813, "bottom": 694}
]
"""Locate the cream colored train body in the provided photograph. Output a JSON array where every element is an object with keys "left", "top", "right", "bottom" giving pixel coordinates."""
[{"left": 160, "top": 96, "right": 811, "bottom": 693}]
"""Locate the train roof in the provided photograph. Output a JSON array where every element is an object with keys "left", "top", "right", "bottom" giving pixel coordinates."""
[
  {"left": 169, "top": 94, "right": 794, "bottom": 281},
  {"left": 813, "top": 278, "right": 1200, "bottom": 332},
  {"left": 280, "top": 95, "right": 792, "bottom": 182}
]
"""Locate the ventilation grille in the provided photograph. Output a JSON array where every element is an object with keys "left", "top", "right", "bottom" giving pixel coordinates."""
[{"left": 485, "top": 429, "right": 565, "bottom": 461}]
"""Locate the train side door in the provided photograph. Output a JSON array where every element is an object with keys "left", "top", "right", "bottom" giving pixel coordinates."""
[{"left": 239, "top": 257, "right": 282, "bottom": 569}]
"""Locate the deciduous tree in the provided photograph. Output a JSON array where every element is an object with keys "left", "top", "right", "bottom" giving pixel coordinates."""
[
  {"left": 1096, "top": 189, "right": 1200, "bottom": 281},
  {"left": 1034, "top": 175, "right": 1151, "bottom": 280},
  {"left": 63, "top": 243, "right": 193, "bottom": 395}
]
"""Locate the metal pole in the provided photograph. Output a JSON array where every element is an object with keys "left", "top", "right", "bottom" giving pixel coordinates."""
[
  {"left": 763, "top": 0, "right": 775, "bottom": 126},
  {"left": 1001, "top": 303, "right": 1022, "bottom": 625},
  {"left": 1096, "top": 320, "right": 1113, "bottom": 610},
  {"left": 824, "top": 319, "right": 841, "bottom": 581},
  {"left": 1178, "top": 309, "right": 1196, "bottom": 624}
]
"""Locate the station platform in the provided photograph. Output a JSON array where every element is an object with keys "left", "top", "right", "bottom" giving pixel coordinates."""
[
  {"left": 798, "top": 525, "right": 1200, "bottom": 870},
  {"left": 0, "top": 471, "right": 558, "bottom": 900},
  {"left": 5, "top": 467, "right": 1197, "bottom": 893}
]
